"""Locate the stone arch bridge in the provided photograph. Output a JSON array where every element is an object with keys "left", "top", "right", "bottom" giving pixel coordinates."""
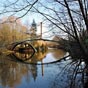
[{"left": 6, "top": 38, "right": 62, "bottom": 52}]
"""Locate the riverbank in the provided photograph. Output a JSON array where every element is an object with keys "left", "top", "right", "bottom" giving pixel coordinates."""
[
  {"left": 58, "top": 38, "right": 88, "bottom": 59},
  {"left": 0, "top": 47, "right": 13, "bottom": 55}
]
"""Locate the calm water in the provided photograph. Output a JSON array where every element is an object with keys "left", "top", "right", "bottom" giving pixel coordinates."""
[{"left": 0, "top": 49, "right": 87, "bottom": 88}]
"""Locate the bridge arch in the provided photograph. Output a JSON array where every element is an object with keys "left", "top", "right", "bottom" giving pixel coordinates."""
[{"left": 7, "top": 41, "right": 36, "bottom": 52}]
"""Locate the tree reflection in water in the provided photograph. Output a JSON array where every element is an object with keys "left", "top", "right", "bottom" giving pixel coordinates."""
[
  {"left": 0, "top": 54, "right": 37, "bottom": 88},
  {"left": 0, "top": 50, "right": 48, "bottom": 88},
  {"left": 0, "top": 49, "right": 88, "bottom": 88},
  {"left": 51, "top": 57, "right": 88, "bottom": 88}
]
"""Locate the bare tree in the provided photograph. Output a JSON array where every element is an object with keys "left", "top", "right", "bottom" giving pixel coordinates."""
[{"left": 0, "top": 0, "right": 88, "bottom": 55}]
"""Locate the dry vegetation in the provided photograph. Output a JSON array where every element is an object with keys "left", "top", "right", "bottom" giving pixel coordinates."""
[{"left": 0, "top": 16, "right": 30, "bottom": 47}]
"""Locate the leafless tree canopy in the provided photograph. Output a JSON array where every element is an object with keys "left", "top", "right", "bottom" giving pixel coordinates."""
[{"left": 0, "top": 0, "right": 88, "bottom": 53}]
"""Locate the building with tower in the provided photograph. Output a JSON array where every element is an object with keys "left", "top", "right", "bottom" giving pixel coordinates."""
[{"left": 30, "top": 19, "right": 37, "bottom": 39}]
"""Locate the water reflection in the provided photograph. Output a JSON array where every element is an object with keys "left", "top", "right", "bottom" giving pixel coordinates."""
[
  {"left": 0, "top": 49, "right": 66, "bottom": 88},
  {"left": 51, "top": 49, "right": 66, "bottom": 59},
  {"left": 8, "top": 49, "right": 66, "bottom": 64},
  {"left": 0, "top": 49, "right": 87, "bottom": 88},
  {"left": 0, "top": 54, "right": 38, "bottom": 88},
  {"left": 51, "top": 57, "right": 88, "bottom": 88},
  {"left": 9, "top": 51, "right": 35, "bottom": 62}
]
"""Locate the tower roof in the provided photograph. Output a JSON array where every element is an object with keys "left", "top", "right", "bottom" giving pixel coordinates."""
[
  {"left": 32, "top": 19, "right": 36, "bottom": 27},
  {"left": 31, "top": 19, "right": 37, "bottom": 31}
]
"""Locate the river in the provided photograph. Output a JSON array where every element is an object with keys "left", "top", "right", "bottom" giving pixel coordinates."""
[{"left": 0, "top": 49, "right": 87, "bottom": 88}]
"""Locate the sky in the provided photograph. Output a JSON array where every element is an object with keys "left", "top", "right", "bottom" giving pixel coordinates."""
[
  {"left": 20, "top": 0, "right": 56, "bottom": 39},
  {"left": 22, "top": 12, "right": 53, "bottom": 39},
  {"left": 0, "top": 0, "right": 55, "bottom": 39},
  {"left": 0, "top": 0, "right": 66, "bottom": 39},
  {"left": 0, "top": 0, "right": 87, "bottom": 40}
]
